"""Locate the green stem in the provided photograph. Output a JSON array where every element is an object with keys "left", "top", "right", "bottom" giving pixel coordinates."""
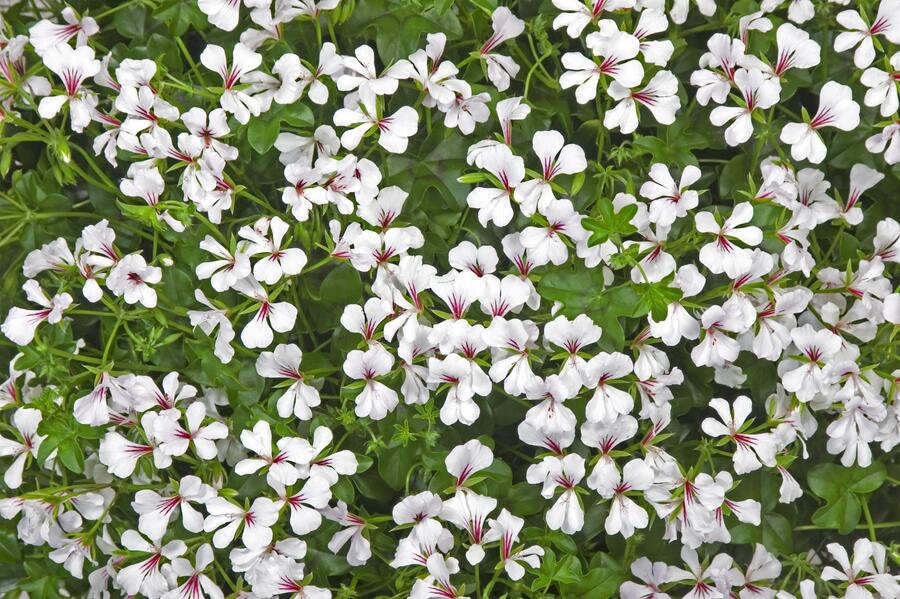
[{"left": 861, "top": 499, "right": 877, "bottom": 541}]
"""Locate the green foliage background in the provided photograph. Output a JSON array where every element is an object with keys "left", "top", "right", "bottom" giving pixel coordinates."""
[{"left": 0, "top": 0, "right": 897, "bottom": 597}]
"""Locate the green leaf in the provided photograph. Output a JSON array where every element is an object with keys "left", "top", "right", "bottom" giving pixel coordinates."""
[
  {"left": 632, "top": 277, "right": 682, "bottom": 321},
  {"left": 319, "top": 264, "right": 363, "bottom": 304},
  {"left": 807, "top": 462, "right": 885, "bottom": 533},
  {"left": 811, "top": 493, "right": 861, "bottom": 534},
  {"left": 117, "top": 200, "right": 164, "bottom": 230},
  {"left": 537, "top": 263, "right": 607, "bottom": 314},
  {"left": 808, "top": 462, "right": 886, "bottom": 500},
  {"left": 57, "top": 440, "right": 84, "bottom": 474},
  {"left": 377, "top": 444, "right": 419, "bottom": 490},
  {"left": 583, "top": 200, "right": 637, "bottom": 245},
  {"left": 247, "top": 116, "right": 282, "bottom": 154},
  {"left": 113, "top": 5, "right": 147, "bottom": 38}
]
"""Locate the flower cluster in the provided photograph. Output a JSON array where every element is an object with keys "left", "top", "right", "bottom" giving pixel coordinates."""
[{"left": 0, "top": 0, "right": 898, "bottom": 598}]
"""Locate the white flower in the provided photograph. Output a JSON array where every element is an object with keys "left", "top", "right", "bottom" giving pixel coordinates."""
[
  {"left": 239, "top": 216, "right": 308, "bottom": 284},
  {"left": 272, "top": 475, "right": 333, "bottom": 536},
  {"left": 99, "top": 425, "right": 170, "bottom": 478},
  {"left": 441, "top": 490, "right": 496, "bottom": 565},
  {"left": 834, "top": 0, "right": 900, "bottom": 68},
  {"left": 2, "top": 280, "right": 72, "bottom": 346},
  {"left": 552, "top": 0, "right": 635, "bottom": 38},
  {"left": 340, "top": 297, "right": 392, "bottom": 344},
  {"left": 337, "top": 44, "right": 399, "bottom": 96},
  {"left": 233, "top": 277, "right": 297, "bottom": 349},
  {"left": 620, "top": 558, "right": 681, "bottom": 599},
  {"left": 116, "top": 531, "right": 186, "bottom": 597},
  {"left": 526, "top": 454, "right": 585, "bottom": 533},
  {"left": 322, "top": 501, "right": 371, "bottom": 566},
  {"left": 583, "top": 351, "right": 634, "bottom": 423},
  {"left": 701, "top": 396, "right": 778, "bottom": 474},
  {"left": 333, "top": 91, "right": 418, "bottom": 153},
  {"left": 640, "top": 163, "right": 701, "bottom": 227},
  {"left": 496, "top": 97, "right": 531, "bottom": 147},
  {"left": 343, "top": 346, "right": 398, "bottom": 420},
  {"left": 37, "top": 44, "right": 100, "bottom": 133},
  {"left": 442, "top": 83, "right": 492, "bottom": 135},
  {"left": 514, "top": 130, "right": 587, "bottom": 215},
  {"left": 196, "top": 236, "right": 251, "bottom": 292},
  {"left": 592, "top": 459, "right": 654, "bottom": 538},
  {"left": 445, "top": 439, "right": 494, "bottom": 488},
  {"left": 483, "top": 509, "right": 544, "bottom": 581},
  {"left": 862, "top": 52, "right": 900, "bottom": 117},
  {"left": 391, "top": 33, "right": 459, "bottom": 107},
  {"left": 197, "top": 0, "right": 259, "bottom": 31},
  {"left": 466, "top": 144, "right": 524, "bottom": 227},
  {"left": 695, "top": 202, "right": 763, "bottom": 278},
  {"left": 187, "top": 290, "right": 235, "bottom": 363},
  {"left": 207, "top": 501, "right": 283, "bottom": 560},
  {"left": 710, "top": 68, "right": 781, "bottom": 146},
  {"left": 131, "top": 476, "right": 216, "bottom": 540},
  {"left": 234, "top": 420, "right": 316, "bottom": 487},
  {"left": 28, "top": 7, "right": 98, "bottom": 55},
  {"left": 154, "top": 403, "right": 228, "bottom": 459},
  {"left": 605, "top": 70, "right": 680, "bottom": 134},
  {"left": 106, "top": 253, "right": 162, "bottom": 308},
  {"left": 160, "top": 544, "right": 222, "bottom": 599},
  {"left": 770, "top": 23, "right": 821, "bottom": 77},
  {"left": 0, "top": 408, "right": 44, "bottom": 489},
  {"left": 730, "top": 544, "right": 781, "bottom": 599},
  {"left": 519, "top": 199, "right": 587, "bottom": 265},
  {"left": 691, "top": 304, "right": 745, "bottom": 368},
  {"left": 200, "top": 43, "right": 263, "bottom": 124},
  {"left": 821, "top": 539, "right": 900, "bottom": 599},
  {"left": 256, "top": 344, "right": 321, "bottom": 420},
  {"left": 479, "top": 7, "right": 524, "bottom": 91},
  {"left": 560, "top": 21, "right": 644, "bottom": 104},
  {"left": 484, "top": 318, "right": 540, "bottom": 396},
  {"left": 840, "top": 163, "right": 885, "bottom": 225},
  {"left": 393, "top": 491, "right": 443, "bottom": 527},
  {"left": 866, "top": 121, "right": 900, "bottom": 165},
  {"left": 182, "top": 107, "right": 239, "bottom": 161},
  {"left": 780, "top": 324, "right": 842, "bottom": 403},
  {"left": 780, "top": 81, "right": 860, "bottom": 164}
]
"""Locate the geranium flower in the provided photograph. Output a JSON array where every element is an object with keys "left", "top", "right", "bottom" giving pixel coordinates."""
[
  {"left": 28, "top": 7, "right": 98, "bottom": 55},
  {"left": 0, "top": 408, "right": 44, "bottom": 489},
  {"left": 592, "top": 458, "right": 654, "bottom": 538},
  {"left": 116, "top": 531, "right": 186, "bottom": 597},
  {"left": 710, "top": 68, "right": 781, "bottom": 146},
  {"left": 780, "top": 81, "right": 860, "bottom": 164},
  {"left": 2, "top": 280, "right": 72, "bottom": 346},
  {"left": 479, "top": 7, "right": 524, "bottom": 91},
  {"left": 131, "top": 475, "right": 216, "bottom": 539},
  {"left": 200, "top": 43, "right": 263, "bottom": 124},
  {"left": 233, "top": 277, "right": 298, "bottom": 349},
  {"left": 526, "top": 454, "right": 586, "bottom": 533},
  {"left": 465, "top": 144, "right": 524, "bottom": 227},
  {"left": 160, "top": 544, "right": 222, "bottom": 599},
  {"left": 702, "top": 396, "right": 778, "bottom": 473},
  {"left": 834, "top": 0, "right": 900, "bottom": 68},
  {"left": 333, "top": 91, "right": 418, "bottom": 153},
  {"left": 256, "top": 343, "right": 321, "bottom": 420},
  {"left": 605, "top": 70, "right": 680, "bottom": 133},
  {"left": 343, "top": 346, "right": 398, "bottom": 420},
  {"left": 37, "top": 44, "right": 100, "bottom": 133},
  {"left": 695, "top": 202, "right": 763, "bottom": 278},
  {"left": 515, "top": 131, "right": 587, "bottom": 216},
  {"left": 483, "top": 509, "right": 544, "bottom": 580}
]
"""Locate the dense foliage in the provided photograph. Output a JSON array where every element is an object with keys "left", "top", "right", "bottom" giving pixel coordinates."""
[{"left": 0, "top": 0, "right": 898, "bottom": 598}]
